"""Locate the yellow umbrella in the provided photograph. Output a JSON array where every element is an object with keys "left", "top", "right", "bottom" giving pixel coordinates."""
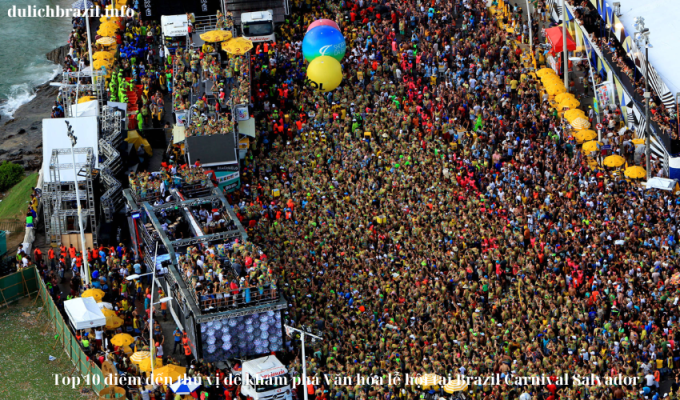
[
  {"left": 416, "top": 374, "right": 443, "bottom": 390},
  {"left": 624, "top": 166, "right": 646, "bottom": 179},
  {"left": 101, "top": 308, "right": 117, "bottom": 318},
  {"left": 537, "top": 68, "right": 557, "bottom": 77},
  {"left": 96, "top": 36, "right": 116, "bottom": 45},
  {"left": 541, "top": 77, "right": 563, "bottom": 86},
  {"left": 603, "top": 155, "right": 625, "bottom": 168},
  {"left": 558, "top": 98, "right": 580, "bottom": 110},
  {"left": 443, "top": 380, "right": 469, "bottom": 394},
  {"left": 111, "top": 333, "right": 135, "bottom": 347},
  {"left": 555, "top": 92, "right": 576, "bottom": 103},
  {"left": 82, "top": 288, "right": 105, "bottom": 302},
  {"left": 152, "top": 364, "right": 187, "bottom": 385},
  {"left": 200, "top": 30, "right": 233, "bottom": 43},
  {"left": 125, "top": 130, "right": 153, "bottom": 156},
  {"left": 571, "top": 117, "right": 591, "bottom": 129},
  {"left": 632, "top": 138, "right": 646, "bottom": 145},
  {"left": 100, "top": 22, "right": 120, "bottom": 32},
  {"left": 130, "top": 351, "right": 151, "bottom": 364},
  {"left": 138, "top": 357, "right": 162, "bottom": 372},
  {"left": 93, "top": 59, "right": 113, "bottom": 71},
  {"left": 98, "top": 25, "right": 118, "bottom": 37},
  {"left": 105, "top": 315, "right": 124, "bottom": 330},
  {"left": 221, "top": 37, "right": 254, "bottom": 55},
  {"left": 582, "top": 140, "right": 601, "bottom": 153},
  {"left": 564, "top": 109, "right": 586, "bottom": 121},
  {"left": 573, "top": 129, "right": 597, "bottom": 143},
  {"left": 100, "top": 15, "right": 121, "bottom": 23},
  {"left": 93, "top": 51, "right": 114, "bottom": 61}
]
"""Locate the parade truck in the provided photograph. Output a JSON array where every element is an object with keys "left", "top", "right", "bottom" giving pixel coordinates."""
[
  {"left": 161, "top": 14, "right": 189, "bottom": 55},
  {"left": 232, "top": 356, "right": 293, "bottom": 400},
  {"left": 225, "top": 0, "right": 289, "bottom": 42}
]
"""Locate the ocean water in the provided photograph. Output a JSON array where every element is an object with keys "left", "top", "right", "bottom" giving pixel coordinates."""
[{"left": 0, "top": 0, "right": 73, "bottom": 118}]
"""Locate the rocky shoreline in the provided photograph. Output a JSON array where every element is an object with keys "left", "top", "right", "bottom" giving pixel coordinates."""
[{"left": 0, "top": 45, "right": 70, "bottom": 170}]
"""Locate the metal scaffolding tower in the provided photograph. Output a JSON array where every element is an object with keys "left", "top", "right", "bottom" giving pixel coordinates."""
[
  {"left": 42, "top": 148, "right": 98, "bottom": 246},
  {"left": 60, "top": 70, "right": 106, "bottom": 117},
  {"left": 99, "top": 105, "right": 125, "bottom": 222}
]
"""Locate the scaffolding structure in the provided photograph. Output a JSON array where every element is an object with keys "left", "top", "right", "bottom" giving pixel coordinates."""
[
  {"left": 60, "top": 70, "right": 106, "bottom": 117},
  {"left": 99, "top": 105, "right": 124, "bottom": 222},
  {"left": 42, "top": 148, "right": 98, "bottom": 246}
]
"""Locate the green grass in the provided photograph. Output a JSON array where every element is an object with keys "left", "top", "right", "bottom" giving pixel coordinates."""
[
  {"left": 0, "top": 298, "right": 84, "bottom": 400},
  {"left": 0, "top": 172, "right": 38, "bottom": 220}
]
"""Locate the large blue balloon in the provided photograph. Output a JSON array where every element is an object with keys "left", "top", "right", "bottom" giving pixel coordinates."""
[{"left": 302, "top": 25, "right": 346, "bottom": 63}]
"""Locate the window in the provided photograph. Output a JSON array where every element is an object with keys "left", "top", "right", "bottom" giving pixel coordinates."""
[{"left": 243, "top": 21, "right": 273, "bottom": 36}]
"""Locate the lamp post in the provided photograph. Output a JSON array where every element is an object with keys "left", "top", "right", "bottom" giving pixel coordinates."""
[
  {"left": 284, "top": 325, "right": 322, "bottom": 400},
  {"left": 634, "top": 17, "right": 652, "bottom": 180},
  {"left": 524, "top": 0, "right": 533, "bottom": 50},
  {"left": 65, "top": 121, "right": 90, "bottom": 286},
  {"left": 126, "top": 242, "right": 172, "bottom": 382}
]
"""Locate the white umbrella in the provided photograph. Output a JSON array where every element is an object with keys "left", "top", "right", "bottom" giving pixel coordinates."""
[
  {"left": 97, "top": 302, "right": 114, "bottom": 310},
  {"left": 170, "top": 378, "right": 202, "bottom": 395},
  {"left": 71, "top": 0, "right": 93, "bottom": 10}
]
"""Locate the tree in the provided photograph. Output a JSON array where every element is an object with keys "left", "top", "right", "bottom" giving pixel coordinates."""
[{"left": 0, "top": 161, "right": 24, "bottom": 192}]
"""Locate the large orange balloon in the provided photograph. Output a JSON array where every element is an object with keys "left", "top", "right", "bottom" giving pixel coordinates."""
[{"left": 306, "top": 56, "right": 342, "bottom": 92}]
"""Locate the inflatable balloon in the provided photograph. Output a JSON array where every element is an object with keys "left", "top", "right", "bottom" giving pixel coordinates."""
[
  {"left": 307, "top": 18, "right": 341, "bottom": 33},
  {"left": 306, "top": 56, "right": 342, "bottom": 92},
  {"left": 302, "top": 25, "right": 346, "bottom": 62}
]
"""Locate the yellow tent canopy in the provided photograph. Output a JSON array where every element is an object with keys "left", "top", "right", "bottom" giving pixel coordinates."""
[
  {"left": 582, "top": 140, "right": 601, "bottom": 153},
  {"left": 125, "top": 130, "right": 152, "bottom": 156},
  {"left": 200, "top": 30, "right": 233, "bottom": 43},
  {"left": 624, "top": 166, "right": 646, "bottom": 179},
  {"left": 82, "top": 288, "right": 105, "bottom": 302},
  {"left": 603, "top": 155, "right": 625, "bottom": 168},
  {"left": 222, "top": 37, "right": 254, "bottom": 55}
]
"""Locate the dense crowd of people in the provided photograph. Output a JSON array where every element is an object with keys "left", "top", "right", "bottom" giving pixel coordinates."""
[
  {"left": 128, "top": 166, "right": 209, "bottom": 201},
  {"left": 223, "top": 0, "right": 680, "bottom": 398}
]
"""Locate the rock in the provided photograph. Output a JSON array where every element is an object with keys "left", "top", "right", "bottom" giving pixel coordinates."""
[
  {"left": 22, "top": 312, "right": 30, "bottom": 317},
  {"left": 9, "top": 149, "right": 22, "bottom": 156},
  {"left": 0, "top": 149, "right": 6, "bottom": 155},
  {"left": 27, "top": 159, "right": 42, "bottom": 170},
  {"left": 17, "top": 129, "right": 25, "bottom": 135},
  {"left": 30, "top": 310, "right": 36, "bottom": 314},
  {"left": 46, "top": 45, "right": 70, "bottom": 67},
  {"left": 30, "top": 126, "right": 37, "bottom": 130},
  {"left": 12, "top": 159, "right": 25, "bottom": 165}
]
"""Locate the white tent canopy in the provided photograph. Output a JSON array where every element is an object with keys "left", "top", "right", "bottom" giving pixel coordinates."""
[{"left": 64, "top": 297, "right": 106, "bottom": 330}]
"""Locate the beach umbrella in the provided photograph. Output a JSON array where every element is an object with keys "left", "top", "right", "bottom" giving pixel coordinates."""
[
  {"left": 624, "top": 166, "right": 646, "bottom": 179},
  {"left": 573, "top": 129, "right": 597, "bottom": 143},
  {"left": 443, "top": 380, "right": 469, "bottom": 394},
  {"left": 96, "top": 36, "right": 116, "bottom": 45},
  {"left": 138, "top": 357, "right": 162, "bottom": 372},
  {"left": 111, "top": 333, "right": 135, "bottom": 347},
  {"left": 603, "top": 155, "right": 625, "bottom": 168},
  {"left": 582, "top": 141, "right": 601, "bottom": 153},
  {"left": 105, "top": 315, "right": 124, "bottom": 330},
  {"left": 71, "top": 0, "right": 93, "bottom": 10},
  {"left": 537, "top": 68, "right": 557, "bottom": 77},
  {"left": 100, "top": 15, "right": 121, "bottom": 24},
  {"left": 100, "top": 308, "right": 117, "bottom": 318},
  {"left": 200, "top": 30, "right": 233, "bottom": 43},
  {"left": 632, "top": 138, "right": 646, "bottom": 145},
  {"left": 558, "top": 98, "right": 580, "bottom": 110},
  {"left": 170, "top": 379, "right": 202, "bottom": 395},
  {"left": 93, "top": 59, "right": 113, "bottom": 71},
  {"left": 564, "top": 109, "right": 586, "bottom": 121},
  {"left": 93, "top": 51, "right": 114, "bottom": 61},
  {"left": 541, "top": 77, "right": 563, "bottom": 86},
  {"left": 554, "top": 92, "right": 576, "bottom": 103},
  {"left": 416, "top": 374, "right": 443, "bottom": 390},
  {"left": 100, "top": 22, "right": 119, "bottom": 31},
  {"left": 82, "top": 288, "right": 105, "bottom": 302},
  {"left": 546, "top": 84, "right": 566, "bottom": 95},
  {"left": 221, "top": 37, "right": 254, "bottom": 55},
  {"left": 152, "top": 364, "right": 187, "bottom": 385},
  {"left": 571, "top": 117, "right": 591, "bottom": 129},
  {"left": 98, "top": 25, "right": 118, "bottom": 37},
  {"left": 130, "top": 351, "right": 151, "bottom": 364}
]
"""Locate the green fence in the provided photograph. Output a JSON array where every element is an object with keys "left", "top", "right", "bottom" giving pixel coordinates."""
[
  {"left": 35, "top": 268, "right": 107, "bottom": 394},
  {"left": 0, "top": 266, "right": 37, "bottom": 307}
]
